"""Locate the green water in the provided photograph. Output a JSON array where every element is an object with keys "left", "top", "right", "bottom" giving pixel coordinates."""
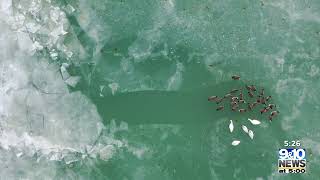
[
  {"left": 1, "top": 0, "right": 320, "bottom": 179},
  {"left": 59, "top": 0, "right": 319, "bottom": 179}
]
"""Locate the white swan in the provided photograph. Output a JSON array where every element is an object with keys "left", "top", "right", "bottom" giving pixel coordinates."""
[
  {"left": 248, "top": 118, "right": 261, "bottom": 125},
  {"left": 229, "top": 120, "right": 234, "bottom": 133},
  {"left": 231, "top": 140, "right": 241, "bottom": 146},
  {"left": 242, "top": 125, "right": 249, "bottom": 134},
  {"left": 248, "top": 130, "right": 254, "bottom": 139}
]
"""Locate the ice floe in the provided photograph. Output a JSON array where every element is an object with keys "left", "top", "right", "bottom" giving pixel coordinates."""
[
  {"left": 108, "top": 82, "right": 120, "bottom": 95},
  {"left": 64, "top": 76, "right": 81, "bottom": 87},
  {"left": 0, "top": 4, "right": 136, "bottom": 178}
]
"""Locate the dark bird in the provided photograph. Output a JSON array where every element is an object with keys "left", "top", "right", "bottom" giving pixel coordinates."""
[
  {"left": 208, "top": 96, "right": 219, "bottom": 102},
  {"left": 265, "top": 106, "right": 271, "bottom": 112},
  {"left": 239, "top": 99, "right": 245, "bottom": 103},
  {"left": 231, "top": 105, "right": 239, "bottom": 111},
  {"left": 231, "top": 101, "right": 238, "bottom": 106},
  {"left": 269, "top": 111, "right": 279, "bottom": 121},
  {"left": 239, "top": 92, "right": 244, "bottom": 100},
  {"left": 239, "top": 109, "right": 246, "bottom": 113},
  {"left": 216, "top": 106, "right": 224, "bottom": 111},
  {"left": 260, "top": 98, "right": 266, "bottom": 104},
  {"left": 260, "top": 88, "right": 265, "bottom": 96},
  {"left": 231, "top": 103, "right": 239, "bottom": 108},
  {"left": 250, "top": 85, "right": 257, "bottom": 91},
  {"left": 248, "top": 91, "right": 254, "bottom": 98},
  {"left": 252, "top": 102, "right": 259, "bottom": 107},
  {"left": 270, "top": 110, "right": 280, "bottom": 117},
  {"left": 257, "top": 98, "right": 266, "bottom": 104},
  {"left": 216, "top": 98, "right": 224, "bottom": 104},
  {"left": 260, "top": 108, "right": 268, "bottom": 114},
  {"left": 245, "top": 85, "right": 252, "bottom": 91},
  {"left": 230, "top": 89, "right": 239, "bottom": 93},
  {"left": 266, "top": 96, "right": 272, "bottom": 101},
  {"left": 231, "top": 97, "right": 239, "bottom": 101},
  {"left": 249, "top": 102, "right": 258, "bottom": 110},
  {"left": 232, "top": 75, "right": 240, "bottom": 80},
  {"left": 268, "top": 104, "right": 276, "bottom": 109},
  {"left": 224, "top": 93, "right": 232, "bottom": 98}
]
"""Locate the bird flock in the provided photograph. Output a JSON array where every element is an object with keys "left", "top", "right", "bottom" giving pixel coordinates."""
[
  {"left": 229, "top": 118, "right": 258, "bottom": 146},
  {"left": 208, "top": 75, "right": 280, "bottom": 146}
]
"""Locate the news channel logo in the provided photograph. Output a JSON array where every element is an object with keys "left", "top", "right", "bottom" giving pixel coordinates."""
[{"left": 278, "top": 148, "right": 306, "bottom": 173}]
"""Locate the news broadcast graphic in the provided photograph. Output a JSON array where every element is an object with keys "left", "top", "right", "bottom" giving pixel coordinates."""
[{"left": 278, "top": 148, "right": 306, "bottom": 173}]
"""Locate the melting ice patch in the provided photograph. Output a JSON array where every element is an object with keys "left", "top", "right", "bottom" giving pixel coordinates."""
[
  {"left": 0, "top": 55, "right": 111, "bottom": 158},
  {"left": 2, "top": 0, "right": 73, "bottom": 60},
  {"left": 0, "top": 1, "right": 138, "bottom": 179},
  {"left": 307, "top": 65, "right": 320, "bottom": 77},
  {"left": 275, "top": 78, "right": 308, "bottom": 131},
  {"left": 0, "top": 47, "right": 128, "bottom": 179},
  {"left": 167, "top": 62, "right": 184, "bottom": 91},
  {"left": 108, "top": 82, "right": 120, "bottom": 95},
  {"left": 268, "top": 0, "right": 320, "bottom": 23}
]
